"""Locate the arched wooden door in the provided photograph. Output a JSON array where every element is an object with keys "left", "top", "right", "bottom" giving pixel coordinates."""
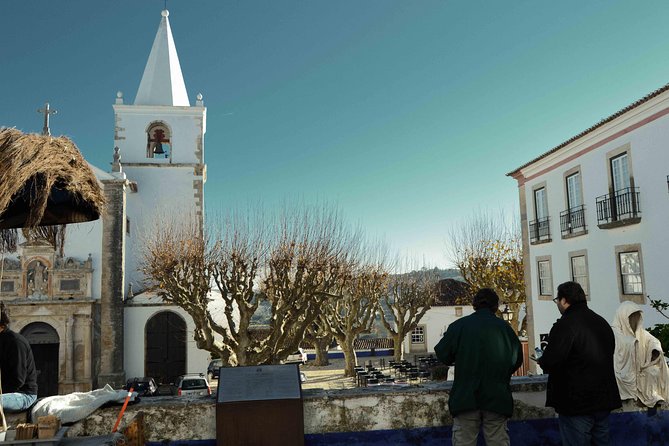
[
  {"left": 21, "top": 322, "right": 59, "bottom": 397},
  {"left": 145, "top": 311, "right": 186, "bottom": 384}
]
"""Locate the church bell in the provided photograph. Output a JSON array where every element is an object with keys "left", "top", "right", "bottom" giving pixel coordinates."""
[{"left": 153, "top": 142, "right": 165, "bottom": 155}]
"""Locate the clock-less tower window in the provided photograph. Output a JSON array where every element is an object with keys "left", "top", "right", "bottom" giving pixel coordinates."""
[{"left": 146, "top": 122, "right": 171, "bottom": 159}]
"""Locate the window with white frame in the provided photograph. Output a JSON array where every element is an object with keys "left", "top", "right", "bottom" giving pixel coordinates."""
[
  {"left": 619, "top": 251, "right": 643, "bottom": 294},
  {"left": 570, "top": 255, "right": 589, "bottom": 295},
  {"left": 538, "top": 260, "right": 552, "bottom": 296},
  {"left": 611, "top": 153, "right": 631, "bottom": 192},
  {"left": 411, "top": 326, "right": 425, "bottom": 344},
  {"left": 566, "top": 172, "right": 582, "bottom": 209},
  {"left": 531, "top": 187, "right": 550, "bottom": 242},
  {"left": 562, "top": 171, "right": 587, "bottom": 235},
  {"left": 534, "top": 187, "right": 548, "bottom": 221}
]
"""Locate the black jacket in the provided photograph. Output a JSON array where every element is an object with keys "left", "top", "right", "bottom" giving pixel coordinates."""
[
  {"left": 538, "top": 301, "right": 621, "bottom": 415},
  {"left": 0, "top": 329, "right": 38, "bottom": 395}
]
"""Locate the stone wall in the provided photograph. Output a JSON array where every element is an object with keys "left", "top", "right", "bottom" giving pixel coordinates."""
[
  {"left": 65, "top": 377, "right": 555, "bottom": 442},
  {"left": 61, "top": 376, "right": 669, "bottom": 445}
]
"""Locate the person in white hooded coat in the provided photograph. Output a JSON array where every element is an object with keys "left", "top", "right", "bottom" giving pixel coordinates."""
[{"left": 611, "top": 301, "right": 669, "bottom": 407}]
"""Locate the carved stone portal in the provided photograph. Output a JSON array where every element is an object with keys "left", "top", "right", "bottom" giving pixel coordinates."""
[{"left": 26, "top": 259, "right": 49, "bottom": 300}]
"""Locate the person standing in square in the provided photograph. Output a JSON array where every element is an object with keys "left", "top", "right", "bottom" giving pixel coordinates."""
[
  {"left": 435, "top": 288, "right": 523, "bottom": 446},
  {"left": 538, "top": 281, "right": 621, "bottom": 445}
]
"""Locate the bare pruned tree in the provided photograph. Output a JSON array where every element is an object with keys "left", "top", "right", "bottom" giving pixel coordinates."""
[
  {"left": 209, "top": 210, "right": 267, "bottom": 365},
  {"left": 379, "top": 262, "right": 439, "bottom": 362},
  {"left": 141, "top": 204, "right": 371, "bottom": 367},
  {"left": 322, "top": 242, "right": 389, "bottom": 377},
  {"left": 448, "top": 209, "right": 525, "bottom": 332},
  {"left": 255, "top": 208, "right": 351, "bottom": 364},
  {"left": 303, "top": 319, "right": 334, "bottom": 366},
  {"left": 140, "top": 218, "right": 230, "bottom": 361}
]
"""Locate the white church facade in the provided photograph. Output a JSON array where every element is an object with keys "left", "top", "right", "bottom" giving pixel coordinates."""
[
  {"left": 508, "top": 82, "right": 669, "bottom": 371},
  {"left": 0, "top": 9, "right": 210, "bottom": 395}
]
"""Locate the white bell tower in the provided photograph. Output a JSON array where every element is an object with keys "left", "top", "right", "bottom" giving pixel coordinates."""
[{"left": 112, "top": 9, "right": 206, "bottom": 290}]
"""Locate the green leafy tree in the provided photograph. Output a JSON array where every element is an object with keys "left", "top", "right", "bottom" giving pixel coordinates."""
[{"left": 648, "top": 298, "right": 669, "bottom": 353}]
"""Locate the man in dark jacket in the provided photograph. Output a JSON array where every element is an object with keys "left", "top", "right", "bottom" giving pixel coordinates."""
[
  {"left": 435, "top": 288, "right": 523, "bottom": 446},
  {"left": 538, "top": 281, "right": 621, "bottom": 445},
  {"left": 0, "top": 302, "right": 38, "bottom": 412}
]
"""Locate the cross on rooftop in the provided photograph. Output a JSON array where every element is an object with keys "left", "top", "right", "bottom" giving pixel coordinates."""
[{"left": 37, "top": 102, "right": 58, "bottom": 136}]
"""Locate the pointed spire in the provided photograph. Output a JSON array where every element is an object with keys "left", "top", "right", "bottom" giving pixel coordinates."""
[{"left": 134, "top": 10, "right": 190, "bottom": 106}]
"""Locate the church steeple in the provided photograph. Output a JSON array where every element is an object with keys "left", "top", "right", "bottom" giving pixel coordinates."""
[{"left": 134, "top": 10, "right": 189, "bottom": 106}]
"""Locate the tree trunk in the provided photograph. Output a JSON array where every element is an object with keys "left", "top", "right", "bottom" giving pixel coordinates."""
[
  {"left": 313, "top": 338, "right": 330, "bottom": 366},
  {"left": 341, "top": 340, "right": 358, "bottom": 377},
  {"left": 393, "top": 333, "right": 404, "bottom": 362}
]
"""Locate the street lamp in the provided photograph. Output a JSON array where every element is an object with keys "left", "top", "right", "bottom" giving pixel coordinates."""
[{"left": 501, "top": 304, "right": 513, "bottom": 323}]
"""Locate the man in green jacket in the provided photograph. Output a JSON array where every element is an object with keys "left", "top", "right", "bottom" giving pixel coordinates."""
[{"left": 434, "top": 288, "right": 523, "bottom": 446}]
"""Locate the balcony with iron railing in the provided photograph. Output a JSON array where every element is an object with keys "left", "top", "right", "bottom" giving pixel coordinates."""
[
  {"left": 595, "top": 187, "right": 641, "bottom": 229},
  {"left": 560, "top": 205, "right": 586, "bottom": 238},
  {"left": 528, "top": 217, "right": 551, "bottom": 244}
]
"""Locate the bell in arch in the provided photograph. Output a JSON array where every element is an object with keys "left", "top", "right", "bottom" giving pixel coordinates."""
[{"left": 147, "top": 126, "right": 169, "bottom": 158}]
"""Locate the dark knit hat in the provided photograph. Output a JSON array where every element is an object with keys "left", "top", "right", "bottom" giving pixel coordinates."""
[{"left": 0, "top": 301, "right": 10, "bottom": 325}]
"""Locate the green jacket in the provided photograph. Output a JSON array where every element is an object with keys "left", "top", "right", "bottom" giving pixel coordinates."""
[{"left": 434, "top": 308, "right": 523, "bottom": 417}]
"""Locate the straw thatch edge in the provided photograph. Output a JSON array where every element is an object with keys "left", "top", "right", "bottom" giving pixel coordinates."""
[{"left": 0, "top": 128, "right": 105, "bottom": 229}]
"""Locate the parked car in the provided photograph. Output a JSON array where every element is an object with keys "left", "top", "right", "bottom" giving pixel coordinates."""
[
  {"left": 207, "top": 359, "right": 223, "bottom": 380},
  {"left": 124, "top": 377, "right": 157, "bottom": 397},
  {"left": 282, "top": 348, "right": 308, "bottom": 365},
  {"left": 174, "top": 373, "right": 211, "bottom": 397}
]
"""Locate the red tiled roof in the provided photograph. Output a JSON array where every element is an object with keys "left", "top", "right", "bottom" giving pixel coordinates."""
[
  {"left": 434, "top": 278, "right": 471, "bottom": 306},
  {"left": 507, "top": 81, "right": 669, "bottom": 177}
]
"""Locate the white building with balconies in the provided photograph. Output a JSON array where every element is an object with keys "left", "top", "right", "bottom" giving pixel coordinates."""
[{"left": 508, "top": 83, "right": 669, "bottom": 369}]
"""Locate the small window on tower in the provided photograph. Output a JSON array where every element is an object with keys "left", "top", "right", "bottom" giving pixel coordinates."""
[{"left": 146, "top": 122, "right": 171, "bottom": 159}]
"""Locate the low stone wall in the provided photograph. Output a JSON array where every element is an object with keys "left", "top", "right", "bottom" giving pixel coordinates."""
[{"left": 65, "top": 377, "right": 554, "bottom": 442}]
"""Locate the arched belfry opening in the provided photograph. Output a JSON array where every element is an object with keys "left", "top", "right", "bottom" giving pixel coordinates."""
[
  {"left": 145, "top": 311, "right": 186, "bottom": 384},
  {"left": 21, "top": 322, "right": 59, "bottom": 397},
  {"left": 146, "top": 122, "right": 171, "bottom": 159}
]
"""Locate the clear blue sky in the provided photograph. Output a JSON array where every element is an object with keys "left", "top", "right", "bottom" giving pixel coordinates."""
[{"left": 3, "top": 1, "right": 669, "bottom": 267}]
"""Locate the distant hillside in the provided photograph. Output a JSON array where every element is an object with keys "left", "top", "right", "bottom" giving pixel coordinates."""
[
  {"left": 393, "top": 267, "right": 462, "bottom": 281},
  {"left": 433, "top": 268, "right": 462, "bottom": 280}
]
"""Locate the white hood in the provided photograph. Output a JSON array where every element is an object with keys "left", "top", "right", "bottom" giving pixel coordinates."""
[{"left": 612, "top": 301, "right": 669, "bottom": 407}]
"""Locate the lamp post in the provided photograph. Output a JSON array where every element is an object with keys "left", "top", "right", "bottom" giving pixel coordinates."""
[{"left": 501, "top": 304, "right": 513, "bottom": 323}]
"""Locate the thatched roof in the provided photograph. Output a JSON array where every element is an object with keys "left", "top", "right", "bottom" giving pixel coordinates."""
[{"left": 0, "top": 128, "right": 105, "bottom": 230}]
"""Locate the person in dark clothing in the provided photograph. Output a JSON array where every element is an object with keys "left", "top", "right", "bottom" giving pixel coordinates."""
[
  {"left": 538, "top": 281, "right": 621, "bottom": 445},
  {"left": 0, "top": 302, "right": 38, "bottom": 412},
  {"left": 434, "top": 288, "right": 523, "bottom": 446}
]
